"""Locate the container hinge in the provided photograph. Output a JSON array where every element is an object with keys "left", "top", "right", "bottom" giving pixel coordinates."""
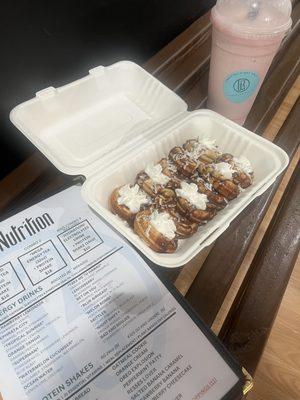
[{"left": 36, "top": 87, "right": 56, "bottom": 100}]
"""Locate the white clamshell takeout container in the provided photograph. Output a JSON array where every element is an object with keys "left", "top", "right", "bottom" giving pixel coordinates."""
[{"left": 10, "top": 61, "right": 289, "bottom": 268}]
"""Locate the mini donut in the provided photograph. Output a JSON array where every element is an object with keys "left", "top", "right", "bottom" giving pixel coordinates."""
[
  {"left": 158, "top": 158, "right": 181, "bottom": 188},
  {"left": 167, "top": 208, "right": 198, "bottom": 238},
  {"left": 233, "top": 156, "right": 254, "bottom": 189},
  {"left": 136, "top": 161, "right": 177, "bottom": 197},
  {"left": 198, "top": 162, "right": 240, "bottom": 201},
  {"left": 217, "top": 153, "right": 234, "bottom": 163},
  {"left": 192, "top": 176, "right": 228, "bottom": 210},
  {"left": 176, "top": 197, "right": 216, "bottom": 224},
  {"left": 110, "top": 185, "right": 150, "bottom": 225},
  {"left": 134, "top": 210, "right": 178, "bottom": 253},
  {"left": 217, "top": 154, "right": 253, "bottom": 189},
  {"left": 209, "top": 179, "right": 240, "bottom": 201},
  {"left": 183, "top": 139, "right": 220, "bottom": 164},
  {"left": 159, "top": 158, "right": 176, "bottom": 177},
  {"left": 169, "top": 146, "right": 198, "bottom": 177},
  {"left": 152, "top": 190, "right": 198, "bottom": 239},
  {"left": 232, "top": 171, "right": 253, "bottom": 189},
  {"left": 175, "top": 182, "right": 216, "bottom": 224},
  {"left": 154, "top": 188, "right": 177, "bottom": 210}
]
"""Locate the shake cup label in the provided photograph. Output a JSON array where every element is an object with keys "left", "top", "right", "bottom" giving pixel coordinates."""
[{"left": 223, "top": 71, "right": 260, "bottom": 103}]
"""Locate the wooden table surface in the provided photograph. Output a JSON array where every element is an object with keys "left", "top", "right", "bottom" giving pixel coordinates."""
[{"left": 0, "top": 1, "right": 299, "bottom": 386}]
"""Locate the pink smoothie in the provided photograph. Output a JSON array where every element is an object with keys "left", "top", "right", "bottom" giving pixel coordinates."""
[{"left": 207, "top": 1, "right": 292, "bottom": 125}]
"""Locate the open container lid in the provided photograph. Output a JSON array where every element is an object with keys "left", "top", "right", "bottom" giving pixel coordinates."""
[{"left": 10, "top": 61, "right": 187, "bottom": 177}]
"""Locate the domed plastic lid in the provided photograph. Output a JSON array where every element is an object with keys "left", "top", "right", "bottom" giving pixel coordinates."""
[{"left": 212, "top": 0, "right": 292, "bottom": 37}]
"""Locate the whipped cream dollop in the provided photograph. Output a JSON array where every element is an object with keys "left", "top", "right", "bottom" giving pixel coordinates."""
[
  {"left": 150, "top": 211, "right": 176, "bottom": 240},
  {"left": 176, "top": 182, "right": 208, "bottom": 210},
  {"left": 117, "top": 185, "right": 149, "bottom": 213},
  {"left": 145, "top": 164, "right": 170, "bottom": 185},
  {"left": 199, "top": 137, "right": 217, "bottom": 150},
  {"left": 233, "top": 156, "right": 253, "bottom": 175},
  {"left": 214, "top": 162, "right": 235, "bottom": 180}
]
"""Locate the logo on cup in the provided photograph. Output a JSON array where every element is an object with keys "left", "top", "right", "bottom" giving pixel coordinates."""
[
  {"left": 233, "top": 78, "right": 250, "bottom": 93},
  {"left": 224, "top": 71, "right": 260, "bottom": 103}
]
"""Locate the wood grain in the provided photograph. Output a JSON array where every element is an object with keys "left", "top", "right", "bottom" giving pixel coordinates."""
[
  {"left": 263, "top": 75, "right": 300, "bottom": 142},
  {"left": 211, "top": 147, "right": 300, "bottom": 336},
  {"left": 211, "top": 77, "right": 300, "bottom": 335},
  {"left": 248, "top": 254, "right": 300, "bottom": 399},
  {"left": 174, "top": 245, "right": 213, "bottom": 296},
  {"left": 219, "top": 159, "right": 300, "bottom": 374}
]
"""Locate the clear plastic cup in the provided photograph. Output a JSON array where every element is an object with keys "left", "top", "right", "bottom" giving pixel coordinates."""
[{"left": 207, "top": 0, "right": 292, "bottom": 125}]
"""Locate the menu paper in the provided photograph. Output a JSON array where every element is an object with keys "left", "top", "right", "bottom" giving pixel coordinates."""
[{"left": 0, "top": 186, "right": 239, "bottom": 400}]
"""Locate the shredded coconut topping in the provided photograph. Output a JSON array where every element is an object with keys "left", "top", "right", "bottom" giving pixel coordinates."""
[
  {"left": 204, "top": 181, "right": 213, "bottom": 191},
  {"left": 214, "top": 162, "right": 235, "bottom": 180},
  {"left": 233, "top": 156, "right": 253, "bottom": 175},
  {"left": 145, "top": 164, "right": 170, "bottom": 185},
  {"left": 167, "top": 160, "right": 178, "bottom": 173},
  {"left": 176, "top": 182, "right": 208, "bottom": 210},
  {"left": 150, "top": 211, "right": 176, "bottom": 240},
  {"left": 199, "top": 137, "right": 217, "bottom": 149},
  {"left": 185, "top": 137, "right": 218, "bottom": 160},
  {"left": 117, "top": 185, "right": 149, "bottom": 213}
]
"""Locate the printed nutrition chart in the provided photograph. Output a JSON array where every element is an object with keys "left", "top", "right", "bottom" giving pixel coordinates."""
[{"left": 0, "top": 186, "right": 239, "bottom": 400}]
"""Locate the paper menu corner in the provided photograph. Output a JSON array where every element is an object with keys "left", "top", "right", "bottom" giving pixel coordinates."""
[{"left": 0, "top": 185, "right": 241, "bottom": 400}]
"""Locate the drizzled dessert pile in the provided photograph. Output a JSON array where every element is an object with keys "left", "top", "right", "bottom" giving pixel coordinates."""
[{"left": 110, "top": 137, "right": 254, "bottom": 253}]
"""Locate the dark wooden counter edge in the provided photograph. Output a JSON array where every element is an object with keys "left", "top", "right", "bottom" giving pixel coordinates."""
[
  {"left": 219, "top": 159, "right": 300, "bottom": 375},
  {"left": 185, "top": 97, "right": 300, "bottom": 327}
]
